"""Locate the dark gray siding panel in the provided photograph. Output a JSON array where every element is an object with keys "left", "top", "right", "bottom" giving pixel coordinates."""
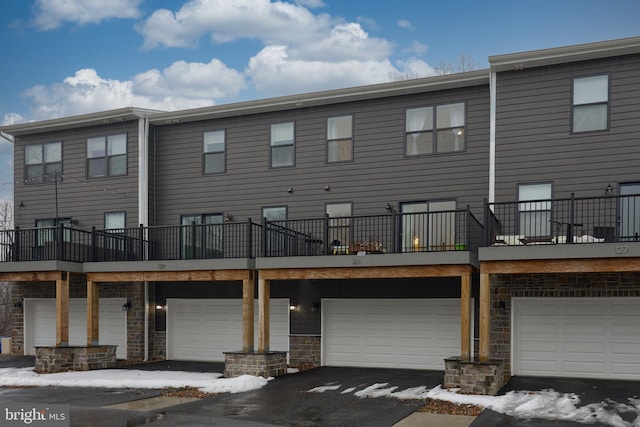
[
  {"left": 13, "top": 122, "right": 140, "bottom": 229},
  {"left": 154, "top": 85, "right": 490, "bottom": 224},
  {"left": 495, "top": 54, "right": 640, "bottom": 200}
]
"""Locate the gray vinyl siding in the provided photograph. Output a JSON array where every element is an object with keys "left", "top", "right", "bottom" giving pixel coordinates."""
[
  {"left": 495, "top": 54, "right": 640, "bottom": 200},
  {"left": 153, "top": 85, "right": 490, "bottom": 225},
  {"left": 13, "top": 122, "right": 140, "bottom": 229}
]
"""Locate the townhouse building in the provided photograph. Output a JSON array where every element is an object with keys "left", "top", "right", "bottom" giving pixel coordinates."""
[{"left": 0, "top": 36, "right": 638, "bottom": 395}]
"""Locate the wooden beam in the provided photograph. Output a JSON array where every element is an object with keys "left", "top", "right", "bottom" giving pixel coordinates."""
[
  {"left": 478, "top": 272, "right": 490, "bottom": 361},
  {"left": 87, "top": 269, "right": 251, "bottom": 283},
  {"left": 242, "top": 273, "right": 255, "bottom": 353},
  {"left": 56, "top": 275, "right": 70, "bottom": 347},
  {"left": 87, "top": 279, "right": 99, "bottom": 346},
  {"left": 482, "top": 258, "right": 640, "bottom": 275},
  {"left": 258, "top": 278, "right": 270, "bottom": 353},
  {"left": 259, "top": 265, "right": 472, "bottom": 280},
  {"left": 0, "top": 271, "right": 62, "bottom": 282},
  {"left": 460, "top": 273, "right": 471, "bottom": 360}
]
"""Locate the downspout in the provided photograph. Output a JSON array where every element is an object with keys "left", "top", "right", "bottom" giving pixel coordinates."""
[
  {"left": 489, "top": 70, "right": 496, "bottom": 205},
  {"left": 138, "top": 117, "right": 150, "bottom": 361},
  {"left": 1, "top": 132, "right": 15, "bottom": 220}
]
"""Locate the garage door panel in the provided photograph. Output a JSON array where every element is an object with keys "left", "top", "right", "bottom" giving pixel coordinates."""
[
  {"left": 514, "top": 298, "right": 640, "bottom": 380},
  {"left": 25, "top": 298, "right": 126, "bottom": 359},
  {"left": 323, "top": 298, "right": 468, "bottom": 370},
  {"left": 167, "top": 299, "right": 289, "bottom": 361}
]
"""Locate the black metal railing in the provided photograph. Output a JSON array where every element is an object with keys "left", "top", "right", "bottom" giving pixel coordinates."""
[
  {"left": 485, "top": 193, "right": 640, "bottom": 246},
  {"left": 0, "top": 208, "right": 484, "bottom": 262}
]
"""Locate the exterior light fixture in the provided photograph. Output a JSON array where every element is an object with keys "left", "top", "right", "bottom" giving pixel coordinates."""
[
  {"left": 289, "top": 304, "right": 297, "bottom": 311},
  {"left": 155, "top": 304, "right": 166, "bottom": 310},
  {"left": 122, "top": 301, "right": 132, "bottom": 311},
  {"left": 605, "top": 184, "right": 614, "bottom": 195}
]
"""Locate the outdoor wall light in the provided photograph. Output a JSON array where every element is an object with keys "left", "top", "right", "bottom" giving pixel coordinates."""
[
  {"left": 605, "top": 184, "right": 614, "bottom": 195},
  {"left": 13, "top": 301, "right": 22, "bottom": 309},
  {"left": 310, "top": 302, "right": 320, "bottom": 312},
  {"left": 324, "top": 185, "right": 331, "bottom": 191},
  {"left": 122, "top": 301, "right": 132, "bottom": 311},
  {"left": 289, "top": 304, "right": 297, "bottom": 311},
  {"left": 287, "top": 187, "right": 293, "bottom": 193},
  {"left": 224, "top": 213, "right": 233, "bottom": 222},
  {"left": 385, "top": 203, "right": 393, "bottom": 212},
  {"left": 155, "top": 304, "right": 166, "bottom": 310}
]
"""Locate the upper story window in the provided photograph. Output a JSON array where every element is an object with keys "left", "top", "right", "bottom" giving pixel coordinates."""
[
  {"left": 270, "top": 122, "right": 295, "bottom": 167},
  {"left": 105, "top": 211, "right": 126, "bottom": 230},
  {"left": 327, "top": 116, "right": 353, "bottom": 163},
  {"left": 406, "top": 102, "right": 465, "bottom": 156},
  {"left": 573, "top": 75, "right": 609, "bottom": 133},
  {"left": 203, "top": 130, "right": 226, "bottom": 174},
  {"left": 87, "top": 134, "right": 127, "bottom": 178},
  {"left": 25, "top": 142, "right": 61, "bottom": 184}
]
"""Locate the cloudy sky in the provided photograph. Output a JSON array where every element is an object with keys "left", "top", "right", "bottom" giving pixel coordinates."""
[{"left": 0, "top": 0, "right": 639, "bottom": 200}]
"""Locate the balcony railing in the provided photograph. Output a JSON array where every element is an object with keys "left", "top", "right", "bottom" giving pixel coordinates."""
[
  {"left": 485, "top": 193, "right": 640, "bottom": 246},
  {"left": 0, "top": 208, "right": 483, "bottom": 263}
]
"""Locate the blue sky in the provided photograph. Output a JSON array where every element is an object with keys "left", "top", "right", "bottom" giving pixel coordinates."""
[{"left": 0, "top": 0, "right": 639, "bottom": 200}]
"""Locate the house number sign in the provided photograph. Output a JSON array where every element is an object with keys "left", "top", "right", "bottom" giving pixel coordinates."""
[{"left": 615, "top": 245, "right": 629, "bottom": 254}]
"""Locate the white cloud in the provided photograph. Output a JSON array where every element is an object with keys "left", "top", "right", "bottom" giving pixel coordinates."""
[
  {"left": 136, "top": 0, "right": 331, "bottom": 49},
  {"left": 21, "top": 62, "right": 244, "bottom": 121},
  {"left": 31, "top": 0, "right": 142, "bottom": 30},
  {"left": 403, "top": 40, "right": 429, "bottom": 56},
  {"left": 133, "top": 59, "right": 245, "bottom": 99},
  {"left": 294, "top": 0, "right": 326, "bottom": 7},
  {"left": 2, "top": 113, "right": 24, "bottom": 126},
  {"left": 397, "top": 19, "right": 415, "bottom": 30},
  {"left": 395, "top": 58, "right": 437, "bottom": 77},
  {"left": 246, "top": 45, "right": 398, "bottom": 96}
]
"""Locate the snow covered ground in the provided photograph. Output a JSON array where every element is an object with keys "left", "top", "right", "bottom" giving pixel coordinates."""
[{"left": 1, "top": 366, "right": 639, "bottom": 426}]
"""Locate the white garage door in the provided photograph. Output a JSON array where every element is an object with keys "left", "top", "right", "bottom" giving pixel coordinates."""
[
  {"left": 513, "top": 298, "right": 640, "bottom": 379},
  {"left": 166, "top": 299, "right": 290, "bottom": 361},
  {"left": 322, "top": 299, "right": 466, "bottom": 370},
  {"left": 24, "top": 298, "right": 127, "bottom": 359}
]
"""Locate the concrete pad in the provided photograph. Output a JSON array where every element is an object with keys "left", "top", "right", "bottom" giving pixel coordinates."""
[
  {"left": 393, "top": 412, "right": 476, "bottom": 427},
  {"left": 104, "top": 395, "right": 199, "bottom": 411}
]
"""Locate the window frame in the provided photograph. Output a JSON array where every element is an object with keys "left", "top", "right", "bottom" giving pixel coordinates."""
[
  {"left": 326, "top": 115, "right": 354, "bottom": 163},
  {"left": 180, "top": 213, "right": 224, "bottom": 259},
  {"left": 270, "top": 121, "right": 295, "bottom": 168},
  {"left": 517, "top": 182, "right": 553, "bottom": 238},
  {"left": 405, "top": 102, "right": 466, "bottom": 156},
  {"left": 104, "top": 211, "right": 126, "bottom": 230},
  {"left": 325, "top": 202, "right": 352, "bottom": 249},
  {"left": 571, "top": 74, "right": 610, "bottom": 134},
  {"left": 24, "top": 141, "right": 62, "bottom": 184},
  {"left": 202, "top": 130, "right": 226, "bottom": 174},
  {"left": 86, "top": 133, "right": 127, "bottom": 179}
]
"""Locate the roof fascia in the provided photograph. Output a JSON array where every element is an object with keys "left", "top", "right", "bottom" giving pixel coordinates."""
[
  {"left": 490, "top": 36, "right": 640, "bottom": 72},
  {"left": 148, "top": 70, "right": 489, "bottom": 125},
  {"left": 0, "top": 107, "right": 162, "bottom": 138}
]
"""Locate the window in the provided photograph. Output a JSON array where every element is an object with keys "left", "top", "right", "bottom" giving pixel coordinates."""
[
  {"left": 35, "top": 218, "right": 71, "bottom": 245},
  {"left": 400, "top": 200, "right": 456, "bottom": 252},
  {"left": 326, "top": 202, "right": 352, "bottom": 248},
  {"left": 262, "top": 206, "right": 287, "bottom": 255},
  {"left": 405, "top": 102, "right": 465, "bottom": 155},
  {"left": 87, "top": 134, "right": 127, "bottom": 178},
  {"left": 181, "top": 214, "right": 224, "bottom": 259},
  {"left": 203, "top": 130, "right": 225, "bottom": 174},
  {"left": 105, "top": 212, "right": 125, "bottom": 230},
  {"left": 518, "top": 183, "right": 552, "bottom": 237},
  {"left": 327, "top": 116, "right": 353, "bottom": 162},
  {"left": 573, "top": 75, "right": 609, "bottom": 132},
  {"left": 25, "top": 142, "right": 61, "bottom": 183},
  {"left": 270, "top": 122, "right": 295, "bottom": 167}
]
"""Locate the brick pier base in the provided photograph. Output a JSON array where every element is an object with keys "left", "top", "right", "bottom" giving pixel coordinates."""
[
  {"left": 444, "top": 356, "right": 505, "bottom": 395},
  {"left": 223, "top": 351, "right": 287, "bottom": 378},
  {"left": 35, "top": 345, "right": 117, "bottom": 373}
]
